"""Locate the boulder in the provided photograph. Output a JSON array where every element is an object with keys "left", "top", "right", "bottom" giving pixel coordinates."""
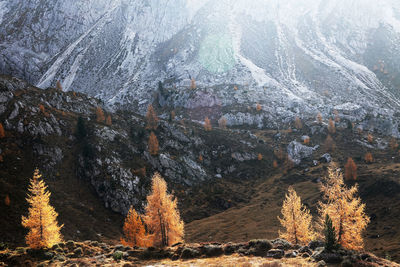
[
  {"left": 319, "top": 153, "right": 332, "bottom": 163},
  {"left": 266, "top": 249, "right": 284, "bottom": 259},
  {"left": 287, "top": 141, "right": 319, "bottom": 165}
]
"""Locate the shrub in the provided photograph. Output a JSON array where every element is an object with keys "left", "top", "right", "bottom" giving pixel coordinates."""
[{"left": 113, "top": 251, "right": 123, "bottom": 261}]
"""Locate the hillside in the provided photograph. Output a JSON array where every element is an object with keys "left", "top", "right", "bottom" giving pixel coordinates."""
[{"left": 0, "top": 75, "right": 400, "bottom": 265}]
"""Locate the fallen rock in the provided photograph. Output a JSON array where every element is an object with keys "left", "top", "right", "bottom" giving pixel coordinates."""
[{"left": 267, "top": 249, "right": 284, "bottom": 259}]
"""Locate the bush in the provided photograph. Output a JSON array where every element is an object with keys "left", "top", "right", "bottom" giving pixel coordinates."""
[{"left": 113, "top": 251, "right": 123, "bottom": 261}]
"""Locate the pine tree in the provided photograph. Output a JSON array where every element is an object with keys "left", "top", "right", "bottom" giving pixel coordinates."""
[
  {"left": 256, "top": 103, "right": 262, "bottom": 112},
  {"left": 144, "top": 173, "right": 184, "bottom": 247},
  {"left": 344, "top": 157, "right": 357, "bottom": 181},
  {"left": 328, "top": 119, "right": 336, "bottom": 134},
  {"left": 273, "top": 160, "right": 278, "bottom": 168},
  {"left": 4, "top": 194, "right": 10, "bottom": 206},
  {"left": 146, "top": 104, "right": 159, "bottom": 130},
  {"left": 324, "top": 214, "right": 338, "bottom": 251},
  {"left": 106, "top": 115, "right": 112, "bottom": 126},
  {"left": 148, "top": 132, "right": 159, "bottom": 156},
  {"left": 96, "top": 107, "right": 105, "bottom": 123},
  {"left": 364, "top": 152, "right": 373, "bottom": 163},
  {"left": 21, "top": 169, "right": 63, "bottom": 249},
  {"left": 367, "top": 133, "right": 373, "bottom": 144},
  {"left": 324, "top": 135, "right": 336, "bottom": 152},
  {"left": 121, "top": 206, "right": 151, "bottom": 247},
  {"left": 278, "top": 186, "right": 314, "bottom": 245},
  {"left": 204, "top": 117, "right": 212, "bottom": 131},
  {"left": 218, "top": 117, "right": 227, "bottom": 129},
  {"left": 0, "top": 123, "right": 5, "bottom": 138},
  {"left": 318, "top": 163, "right": 369, "bottom": 250},
  {"left": 257, "top": 153, "right": 263, "bottom": 161}
]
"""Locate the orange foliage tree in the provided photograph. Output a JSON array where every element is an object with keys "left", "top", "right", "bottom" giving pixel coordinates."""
[
  {"left": 148, "top": 132, "right": 159, "bottom": 156},
  {"left": 39, "top": 104, "right": 46, "bottom": 114},
  {"left": 190, "top": 78, "right": 196, "bottom": 89},
  {"left": 273, "top": 160, "right": 278, "bottom": 168},
  {"left": 56, "top": 81, "right": 63, "bottom": 91},
  {"left": 4, "top": 194, "right": 10, "bottom": 206},
  {"left": 256, "top": 103, "right": 262, "bottom": 112},
  {"left": 328, "top": 119, "right": 336, "bottom": 134},
  {"left": 198, "top": 154, "right": 203, "bottom": 162},
  {"left": 344, "top": 157, "right": 357, "bottom": 181},
  {"left": 257, "top": 153, "right": 263, "bottom": 161},
  {"left": 218, "top": 116, "right": 227, "bottom": 129},
  {"left": 278, "top": 186, "right": 314, "bottom": 245},
  {"left": 170, "top": 111, "right": 176, "bottom": 121},
  {"left": 294, "top": 117, "right": 302, "bottom": 129},
  {"left": 303, "top": 137, "right": 310, "bottom": 145},
  {"left": 364, "top": 152, "right": 373, "bottom": 163},
  {"left": 146, "top": 104, "right": 159, "bottom": 130},
  {"left": 316, "top": 113, "right": 323, "bottom": 123},
  {"left": 121, "top": 206, "right": 151, "bottom": 247},
  {"left": 143, "top": 173, "right": 184, "bottom": 247},
  {"left": 324, "top": 135, "right": 336, "bottom": 152},
  {"left": 21, "top": 169, "right": 63, "bottom": 249},
  {"left": 318, "top": 163, "right": 369, "bottom": 250},
  {"left": 96, "top": 107, "right": 105, "bottom": 123},
  {"left": 106, "top": 115, "right": 112, "bottom": 126},
  {"left": 204, "top": 117, "right": 212, "bottom": 131},
  {"left": 0, "top": 123, "right": 5, "bottom": 138},
  {"left": 367, "top": 133, "right": 373, "bottom": 144}
]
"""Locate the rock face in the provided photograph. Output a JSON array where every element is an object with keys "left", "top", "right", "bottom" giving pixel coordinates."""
[
  {"left": 0, "top": 75, "right": 273, "bottom": 215},
  {"left": 1, "top": 0, "right": 400, "bottom": 130},
  {"left": 287, "top": 141, "right": 319, "bottom": 165}
]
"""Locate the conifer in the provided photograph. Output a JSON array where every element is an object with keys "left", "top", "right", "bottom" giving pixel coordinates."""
[
  {"left": 56, "top": 81, "right": 63, "bottom": 91},
  {"left": 144, "top": 173, "right": 184, "bottom": 247},
  {"left": 294, "top": 117, "right": 302, "bottom": 129},
  {"left": 146, "top": 104, "right": 159, "bottom": 130},
  {"left": 257, "top": 153, "right": 263, "bottom": 161},
  {"left": 328, "top": 119, "right": 336, "bottom": 134},
  {"left": 256, "top": 103, "right": 262, "bottom": 112},
  {"left": 318, "top": 163, "right": 369, "bottom": 250},
  {"left": 344, "top": 157, "right": 357, "bottom": 181},
  {"left": 21, "top": 169, "right": 63, "bottom": 249},
  {"left": 204, "top": 117, "right": 212, "bottom": 131},
  {"left": 278, "top": 186, "right": 314, "bottom": 245},
  {"left": 0, "top": 123, "right": 5, "bottom": 138},
  {"left": 148, "top": 132, "right": 159, "bottom": 156},
  {"left": 316, "top": 113, "right": 323, "bottom": 123},
  {"left": 218, "top": 117, "right": 227, "bottom": 129},
  {"left": 364, "top": 152, "right": 373, "bottom": 163},
  {"left": 96, "top": 107, "right": 105, "bottom": 123},
  {"left": 121, "top": 206, "right": 151, "bottom": 247},
  {"left": 4, "top": 194, "right": 10, "bottom": 206},
  {"left": 106, "top": 115, "right": 112, "bottom": 126},
  {"left": 190, "top": 78, "right": 196, "bottom": 89}
]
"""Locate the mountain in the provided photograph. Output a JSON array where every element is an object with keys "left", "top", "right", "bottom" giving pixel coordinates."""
[{"left": 1, "top": 0, "right": 400, "bottom": 129}]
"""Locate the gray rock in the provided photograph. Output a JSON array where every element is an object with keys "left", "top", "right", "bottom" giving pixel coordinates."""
[
  {"left": 266, "top": 249, "right": 284, "bottom": 259},
  {"left": 319, "top": 153, "right": 332, "bottom": 163},
  {"left": 287, "top": 141, "right": 319, "bottom": 165}
]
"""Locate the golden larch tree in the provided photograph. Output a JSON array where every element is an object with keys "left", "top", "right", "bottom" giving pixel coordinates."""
[
  {"left": 204, "top": 117, "right": 212, "bottom": 131},
  {"left": 344, "top": 157, "right": 357, "bottom": 181},
  {"left": 218, "top": 116, "right": 227, "bottom": 129},
  {"left": 324, "top": 135, "right": 336, "bottom": 152},
  {"left": 56, "top": 81, "right": 63, "bottom": 91},
  {"left": 5, "top": 194, "right": 10, "bottom": 206},
  {"left": 198, "top": 154, "right": 203, "bottom": 162},
  {"left": 273, "top": 160, "right": 278, "bottom": 168},
  {"left": 257, "top": 153, "right": 263, "bottom": 161},
  {"left": 367, "top": 133, "right": 373, "bottom": 144},
  {"left": 146, "top": 104, "right": 159, "bottom": 130},
  {"left": 0, "top": 123, "right": 5, "bottom": 138},
  {"left": 278, "top": 186, "right": 314, "bottom": 245},
  {"left": 190, "top": 78, "right": 196, "bottom": 89},
  {"left": 21, "top": 169, "right": 63, "bottom": 249},
  {"left": 121, "top": 206, "right": 151, "bottom": 247},
  {"left": 170, "top": 110, "right": 176, "bottom": 121},
  {"left": 106, "top": 115, "right": 112, "bottom": 126},
  {"left": 143, "top": 173, "right": 184, "bottom": 247},
  {"left": 318, "top": 163, "right": 369, "bottom": 250},
  {"left": 316, "top": 113, "right": 323, "bottom": 123},
  {"left": 294, "top": 117, "right": 302, "bottom": 129},
  {"left": 256, "top": 103, "right": 262, "bottom": 112},
  {"left": 304, "top": 137, "right": 310, "bottom": 145},
  {"left": 328, "top": 119, "right": 336, "bottom": 134},
  {"left": 96, "top": 107, "right": 105, "bottom": 123},
  {"left": 364, "top": 152, "right": 373, "bottom": 163},
  {"left": 148, "top": 132, "right": 159, "bottom": 156},
  {"left": 333, "top": 110, "right": 340, "bottom": 122}
]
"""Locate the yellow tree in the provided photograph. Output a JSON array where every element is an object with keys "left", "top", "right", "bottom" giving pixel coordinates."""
[
  {"left": 278, "top": 186, "right": 314, "bottom": 245},
  {"left": 96, "top": 107, "right": 105, "bottom": 123},
  {"left": 148, "top": 132, "right": 159, "bottom": 156},
  {"left": 0, "top": 123, "right": 5, "bottom": 138},
  {"left": 204, "top": 117, "right": 212, "bottom": 131},
  {"left": 318, "top": 163, "right": 370, "bottom": 250},
  {"left": 256, "top": 103, "right": 262, "bottom": 112},
  {"left": 21, "top": 169, "right": 63, "bottom": 249},
  {"left": 344, "top": 157, "right": 357, "bottom": 181},
  {"left": 144, "top": 173, "right": 184, "bottom": 247},
  {"left": 121, "top": 206, "right": 151, "bottom": 247},
  {"left": 146, "top": 104, "right": 159, "bottom": 130},
  {"left": 106, "top": 115, "right": 112, "bottom": 126}
]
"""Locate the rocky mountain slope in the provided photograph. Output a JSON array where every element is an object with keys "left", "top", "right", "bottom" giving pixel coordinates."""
[
  {"left": 1, "top": 0, "right": 400, "bottom": 126},
  {"left": 1, "top": 75, "right": 400, "bottom": 262}
]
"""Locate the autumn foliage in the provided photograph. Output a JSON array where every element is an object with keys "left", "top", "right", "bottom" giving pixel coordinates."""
[
  {"left": 367, "top": 133, "right": 373, "bottom": 144},
  {"left": 257, "top": 153, "right": 263, "bottom": 161},
  {"left": 278, "top": 186, "right": 314, "bottom": 245},
  {"left": 316, "top": 113, "right": 323, "bottom": 123},
  {"left": 0, "top": 123, "right": 5, "bottom": 138},
  {"left": 256, "top": 103, "right": 262, "bottom": 112},
  {"left": 96, "top": 107, "right": 105, "bottom": 123},
  {"left": 146, "top": 104, "right": 159, "bottom": 130},
  {"left": 21, "top": 169, "right": 63, "bottom": 249},
  {"left": 318, "top": 163, "right": 369, "bottom": 250},
  {"left": 190, "top": 78, "right": 196, "bottom": 89},
  {"left": 324, "top": 135, "right": 336, "bottom": 152},
  {"left": 4, "top": 194, "right": 10, "bottom": 206},
  {"left": 56, "top": 81, "right": 63, "bottom": 91},
  {"left": 294, "top": 117, "right": 302, "bottom": 129},
  {"left": 204, "top": 117, "right": 212, "bottom": 131},
  {"left": 303, "top": 137, "right": 310, "bottom": 145},
  {"left": 328, "top": 119, "right": 336, "bottom": 134},
  {"left": 148, "top": 132, "right": 159, "bottom": 156},
  {"left": 106, "top": 115, "right": 112, "bottom": 126},
  {"left": 344, "top": 157, "right": 357, "bottom": 181},
  {"left": 364, "top": 152, "right": 373, "bottom": 163},
  {"left": 218, "top": 117, "right": 227, "bottom": 129},
  {"left": 121, "top": 206, "right": 151, "bottom": 247},
  {"left": 144, "top": 173, "right": 184, "bottom": 247}
]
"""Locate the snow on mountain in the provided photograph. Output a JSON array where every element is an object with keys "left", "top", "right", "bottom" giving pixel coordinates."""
[{"left": 1, "top": 0, "right": 400, "bottom": 124}]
